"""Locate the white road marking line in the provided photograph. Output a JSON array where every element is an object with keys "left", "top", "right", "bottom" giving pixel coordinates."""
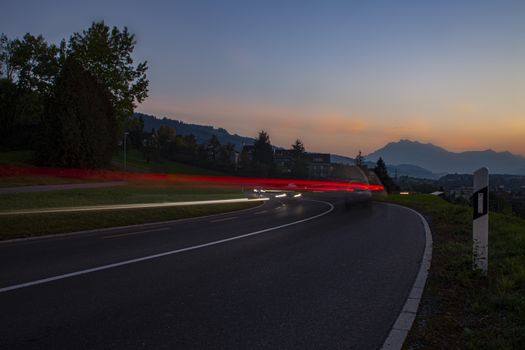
[
  {"left": 210, "top": 216, "right": 238, "bottom": 223},
  {"left": 0, "top": 200, "right": 334, "bottom": 294},
  {"left": 253, "top": 210, "right": 267, "bottom": 215},
  {"left": 101, "top": 227, "right": 170, "bottom": 239}
]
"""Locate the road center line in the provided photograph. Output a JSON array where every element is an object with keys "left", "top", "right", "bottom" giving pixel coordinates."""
[
  {"left": 0, "top": 200, "right": 334, "bottom": 294},
  {"left": 209, "top": 216, "right": 238, "bottom": 223},
  {"left": 101, "top": 227, "right": 170, "bottom": 239},
  {"left": 253, "top": 210, "right": 267, "bottom": 215}
]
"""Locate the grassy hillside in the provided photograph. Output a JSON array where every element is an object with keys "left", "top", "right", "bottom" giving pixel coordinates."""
[{"left": 383, "top": 194, "right": 525, "bottom": 349}]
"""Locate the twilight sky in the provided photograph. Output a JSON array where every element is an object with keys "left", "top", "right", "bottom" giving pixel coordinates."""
[{"left": 3, "top": 0, "right": 525, "bottom": 156}]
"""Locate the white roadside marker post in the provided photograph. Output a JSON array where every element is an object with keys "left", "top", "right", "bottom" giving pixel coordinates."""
[{"left": 473, "top": 167, "right": 489, "bottom": 274}]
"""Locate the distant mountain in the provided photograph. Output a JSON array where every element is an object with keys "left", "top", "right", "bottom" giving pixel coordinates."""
[
  {"left": 388, "top": 164, "right": 441, "bottom": 179},
  {"left": 366, "top": 139, "right": 525, "bottom": 175},
  {"left": 135, "top": 113, "right": 519, "bottom": 176},
  {"left": 135, "top": 113, "right": 255, "bottom": 151},
  {"left": 331, "top": 154, "right": 439, "bottom": 179},
  {"left": 330, "top": 154, "right": 355, "bottom": 165}
]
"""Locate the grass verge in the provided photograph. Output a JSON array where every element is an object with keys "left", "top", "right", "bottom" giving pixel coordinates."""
[
  {"left": 0, "top": 184, "right": 245, "bottom": 211},
  {"left": 0, "top": 201, "right": 260, "bottom": 241},
  {"left": 381, "top": 194, "right": 525, "bottom": 349},
  {"left": 0, "top": 176, "right": 103, "bottom": 188}
]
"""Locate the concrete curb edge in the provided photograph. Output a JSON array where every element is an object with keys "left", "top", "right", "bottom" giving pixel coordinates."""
[{"left": 381, "top": 203, "right": 433, "bottom": 350}]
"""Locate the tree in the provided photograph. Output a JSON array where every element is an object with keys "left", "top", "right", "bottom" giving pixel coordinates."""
[
  {"left": 0, "top": 33, "right": 14, "bottom": 80},
  {"left": 374, "top": 157, "right": 388, "bottom": 179},
  {"left": 374, "top": 157, "right": 398, "bottom": 193},
  {"left": 68, "top": 21, "right": 148, "bottom": 124},
  {"left": 218, "top": 143, "right": 235, "bottom": 165},
  {"left": 0, "top": 33, "right": 63, "bottom": 149},
  {"left": 0, "top": 79, "right": 20, "bottom": 149},
  {"left": 355, "top": 150, "right": 365, "bottom": 168},
  {"left": 8, "top": 33, "right": 63, "bottom": 95},
  {"left": 206, "top": 135, "right": 221, "bottom": 161},
  {"left": 253, "top": 130, "right": 274, "bottom": 175},
  {"left": 291, "top": 139, "right": 308, "bottom": 178},
  {"left": 291, "top": 139, "right": 305, "bottom": 159},
  {"left": 37, "top": 57, "right": 117, "bottom": 168},
  {"left": 182, "top": 134, "right": 197, "bottom": 156},
  {"left": 0, "top": 33, "right": 63, "bottom": 95},
  {"left": 126, "top": 115, "right": 144, "bottom": 150},
  {"left": 142, "top": 129, "right": 158, "bottom": 163},
  {"left": 173, "top": 134, "right": 198, "bottom": 162},
  {"left": 157, "top": 125, "right": 176, "bottom": 158}
]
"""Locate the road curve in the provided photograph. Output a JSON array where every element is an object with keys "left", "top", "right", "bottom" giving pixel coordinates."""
[{"left": 0, "top": 197, "right": 425, "bottom": 349}]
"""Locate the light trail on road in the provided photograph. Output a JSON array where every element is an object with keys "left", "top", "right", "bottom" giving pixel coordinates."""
[{"left": 0, "top": 165, "right": 385, "bottom": 193}]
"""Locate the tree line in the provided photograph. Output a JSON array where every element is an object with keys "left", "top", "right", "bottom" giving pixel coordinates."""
[
  {"left": 125, "top": 120, "right": 284, "bottom": 176},
  {"left": 0, "top": 22, "right": 148, "bottom": 168}
]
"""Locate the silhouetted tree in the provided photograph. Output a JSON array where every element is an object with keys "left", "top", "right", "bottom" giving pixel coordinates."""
[
  {"left": 0, "top": 33, "right": 63, "bottom": 149},
  {"left": 206, "top": 135, "right": 221, "bottom": 162},
  {"left": 68, "top": 21, "right": 148, "bottom": 124},
  {"left": 126, "top": 115, "right": 144, "bottom": 150},
  {"left": 157, "top": 125, "right": 176, "bottom": 157},
  {"left": 291, "top": 139, "right": 305, "bottom": 159},
  {"left": 177, "top": 134, "right": 198, "bottom": 161},
  {"left": 142, "top": 128, "right": 158, "bottom": 163},
  {"left": 0, "top": 79, "right": 20, "bottom": 149},
  {"left": 355, "top": 150, "right": 364, "bottom": 168},
  {"left": 3, "top": 33, "right": 63, "bottom": 94},
  {"left": 253, "top": 130, "right": 274, "bottom": 175},
  {"left": 291, "top": 139, "right": 308, "bottom": 178},
  {"left": 374, "top": 157, "right": 398, "bottom": 193},
  {"left": 218, "top": 142, "right": 235, "bottom": 165},
  {"left": 37, "top": 57, "right": 117, "bottom": 168}
]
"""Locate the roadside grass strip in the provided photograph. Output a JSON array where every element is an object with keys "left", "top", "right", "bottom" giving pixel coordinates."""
[
  {"left": 382, "top": 194, "right": 525, "bottom": 349},
  {"left": 0, "top": 201, "right": 263, "bottom": 241},
  {"left": 0, "top": 198, "right": 269, "bottom": 215}
]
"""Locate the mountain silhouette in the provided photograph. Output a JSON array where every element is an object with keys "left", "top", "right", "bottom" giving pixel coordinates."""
[
  {"left": 134, "top": 114, "right": 524, "bottom": 176},
  {"left": 366, "top": 139, "right": 525, "bottom": 175}
]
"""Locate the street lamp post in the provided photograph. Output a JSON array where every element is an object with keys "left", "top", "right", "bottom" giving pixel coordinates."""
[{"left": 124, "top": 132, "right": 129, "bottom": 170}]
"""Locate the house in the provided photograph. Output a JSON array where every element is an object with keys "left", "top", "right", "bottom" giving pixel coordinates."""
[
  {"left": 274, "top": 149, "right": 295, "bottom": 174},
  {"left": 306, "top": 153, "right": 332, "bottom": 178}
]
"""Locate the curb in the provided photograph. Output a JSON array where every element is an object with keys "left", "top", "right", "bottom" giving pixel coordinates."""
[{"left": 381, "top": 203, "right": 433, "bottom": 350}]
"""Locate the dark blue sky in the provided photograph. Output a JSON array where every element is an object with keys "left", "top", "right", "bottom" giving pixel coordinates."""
[{"left": 3, "top": 0, "right": 524, "bottom": 155}]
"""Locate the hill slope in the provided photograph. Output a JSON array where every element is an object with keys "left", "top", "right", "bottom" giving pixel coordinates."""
[{"left": 136, "top": 113, "right": 255, "bottom": 151}]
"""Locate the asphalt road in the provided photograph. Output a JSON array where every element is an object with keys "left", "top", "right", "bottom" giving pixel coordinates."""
[{"left": 0, "top": 196, "right": 426, "bottom": 349}]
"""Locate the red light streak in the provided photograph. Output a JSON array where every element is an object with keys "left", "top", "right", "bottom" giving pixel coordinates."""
[{"left": 0, "top": 165, "right": 385, "bottom": 193}]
